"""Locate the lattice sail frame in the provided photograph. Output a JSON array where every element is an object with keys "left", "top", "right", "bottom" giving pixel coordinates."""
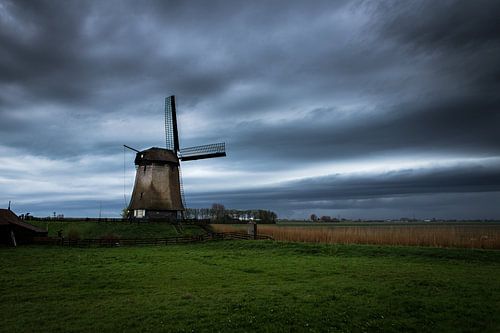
[
  {"left": 179, "top": 143, "right": 226, "bottom": 161},
  {"left": 180, "top": 143, "right": 225, "bottom": 157},
  {"left": 164, "top": 96, "right": 179, "bottom": 152}
]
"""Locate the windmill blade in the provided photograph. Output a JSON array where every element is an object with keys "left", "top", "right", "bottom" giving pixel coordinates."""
[
  {"left": 179, "top": 142, "right": 226, "bottom": 161},
  {"left": 164, "top": 95, "right": 180, "bottom": 152},
  {"left": 123, "top": 144, "right": 140, "bottom": 153}
]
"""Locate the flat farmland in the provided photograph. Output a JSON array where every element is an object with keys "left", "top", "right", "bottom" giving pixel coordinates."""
[
  {"left": 1, "top": 241, "right": 500, "bottom": 332},
  {"left": 211, "top": 222, "right": 500, "bottom": 249}
]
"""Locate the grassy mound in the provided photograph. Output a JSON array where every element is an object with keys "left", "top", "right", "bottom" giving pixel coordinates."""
[{"left": 28, "top": 221, "right": 205, "bottom": 239}]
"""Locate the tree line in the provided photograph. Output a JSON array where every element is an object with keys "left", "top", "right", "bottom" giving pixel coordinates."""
[
  {"left": 309, "top": 214, "right": 343, "bottom": 222},
  {"left": 185, "top": 203, "right": 277, "bottom": 224}
]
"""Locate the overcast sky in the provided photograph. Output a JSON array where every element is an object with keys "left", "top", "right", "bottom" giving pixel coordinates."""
[{"left": 1, "top": 0, "right": 499, "bottom": 219}]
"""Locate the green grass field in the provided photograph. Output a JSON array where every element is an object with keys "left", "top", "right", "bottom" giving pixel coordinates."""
[
  {"left": 28, "top": 221, "right": 205, "bottom": 238},
  {"left": 1, "top": 241, "right": 499, "bottom": 332}
]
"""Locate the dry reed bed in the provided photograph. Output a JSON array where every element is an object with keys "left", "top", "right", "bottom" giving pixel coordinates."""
[{"left": 210, "top": 224, "right": 500, "bottom": 249}]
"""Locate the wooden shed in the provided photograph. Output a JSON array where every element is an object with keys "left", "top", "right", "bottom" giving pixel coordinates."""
[{"left": 0, "top": 209, "right": 48, "bottom": 246}]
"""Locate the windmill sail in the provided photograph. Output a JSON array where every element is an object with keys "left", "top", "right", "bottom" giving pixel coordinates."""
[
  {"left": 164, "top": 95, "right": 180, "bottom": 152},
  {"left": 179, "top": 142, "right": 226, "bottom": 161}
]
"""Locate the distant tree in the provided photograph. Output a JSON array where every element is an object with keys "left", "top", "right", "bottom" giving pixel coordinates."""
[
  {"left": 211, "top": 203, "right": 226, "bottom": 222},
  {"left": 320, "top": 215, "right": 332, "bottom": 222},
  {"left": 201, "top": 208, "right": 211, "bottom": 219},
  {"left": 184, "top": 208, "right": 194, "bottom": 219},
  {"left": 121, "top": 207, "right": 129, "bottom": 219},
  {"left": 310, "top": 214, "right": 318, "bottom": 222},
  {"left": 185, "top": 208, "right": 205, "bottom": 220},
  {"left": 184, "top": 205, "right": 277, "bottom": 224},
  {"left": 257, "top": 210, "right": 277, "bottom": 224}
]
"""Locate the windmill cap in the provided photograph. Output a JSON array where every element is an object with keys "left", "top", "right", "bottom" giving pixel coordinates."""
[{"left": 135, "top": 147, "right": 179, "bottom": 165}]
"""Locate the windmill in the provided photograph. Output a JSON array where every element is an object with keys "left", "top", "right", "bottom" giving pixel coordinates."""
[{"left": 124, "top": 95, "right": 226, "bottom": 220}]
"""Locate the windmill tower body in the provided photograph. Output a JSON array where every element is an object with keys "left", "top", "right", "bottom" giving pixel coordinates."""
[
  {"left": 128, "top": 148, "right": 184, "bottom": 219},
  {"left": 125, "top": 95, "right": 226, "bottom": 221}
]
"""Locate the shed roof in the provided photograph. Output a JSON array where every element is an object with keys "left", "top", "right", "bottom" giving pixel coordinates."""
[
  {"left": 0, "top": 209, "right": 18, "bottom": 225},
  {"left": 0, "top": 209, "right": 47, "bottom": 233}
]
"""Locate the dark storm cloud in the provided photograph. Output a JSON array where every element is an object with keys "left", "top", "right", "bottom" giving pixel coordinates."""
[
  {"left": 187, "top": 163, "right": 500, "bottom": 219},
  {"left": 185, "top": 1, "right": 500, "bottom": 168},
  {"left": 375, "top": 0, "right": 500, "bottom": 50},
  {"left": 221, "top": 94, "right": 500, "bottom": 170},
  {"left": 1, "top": 0, "right": 499, "bottom": 217},
  {"left": 372, "top": 0, "right": 500, "bottom": 98},
  {"left": 190, "top": 163, "right": 500, "bottom": 203},
  {"left": 0, "top": 0, "right": 349, "bottom": 109},
  {"left": 2, "top": 0, "right": 499, "bottom": 158},
  {"left": 0, "top": 1, "right": 93, "bottom": 103}
]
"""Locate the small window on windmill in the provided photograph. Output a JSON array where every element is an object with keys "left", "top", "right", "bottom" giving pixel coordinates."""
[{"left": 134, "top": 210, "right": 145, "bottom": 218}]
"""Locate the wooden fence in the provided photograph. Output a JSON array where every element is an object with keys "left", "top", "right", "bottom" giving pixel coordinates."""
[
  {"left": 25, "top": 217, "right": 273, "bottom": 225},
  {"left": 33, "top": 232, "right": 273, "bottom": 248},
  {"left": 26, "top": 217, "right": 212, "bottom": 224}
]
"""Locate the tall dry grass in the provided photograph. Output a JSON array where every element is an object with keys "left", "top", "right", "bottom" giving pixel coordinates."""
[{"left": 210, "top": 224, "right": 500, "bottom": 249}]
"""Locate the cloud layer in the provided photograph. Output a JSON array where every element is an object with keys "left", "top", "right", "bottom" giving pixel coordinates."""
[{"left": 1, "top": 0, "right": 499, "bottom": 218}]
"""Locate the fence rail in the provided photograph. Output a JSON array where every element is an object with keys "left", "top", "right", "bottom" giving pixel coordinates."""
[
  {"left": 33, "top": 232, "right": 273, "bottom": 248},
  {"left": 24, "top": 217, "right": 274, "bottom": 225},
  {"left": 24, "top": 217, "right": 250, "bottom": 225}
]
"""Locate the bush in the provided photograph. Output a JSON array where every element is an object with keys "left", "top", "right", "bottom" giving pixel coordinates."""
[
  {"left": 67, "top": 228, "right": 81, "bottom": 240},
  {"left": 99, "top": 233, "right": 121, "bottom": 241}
]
